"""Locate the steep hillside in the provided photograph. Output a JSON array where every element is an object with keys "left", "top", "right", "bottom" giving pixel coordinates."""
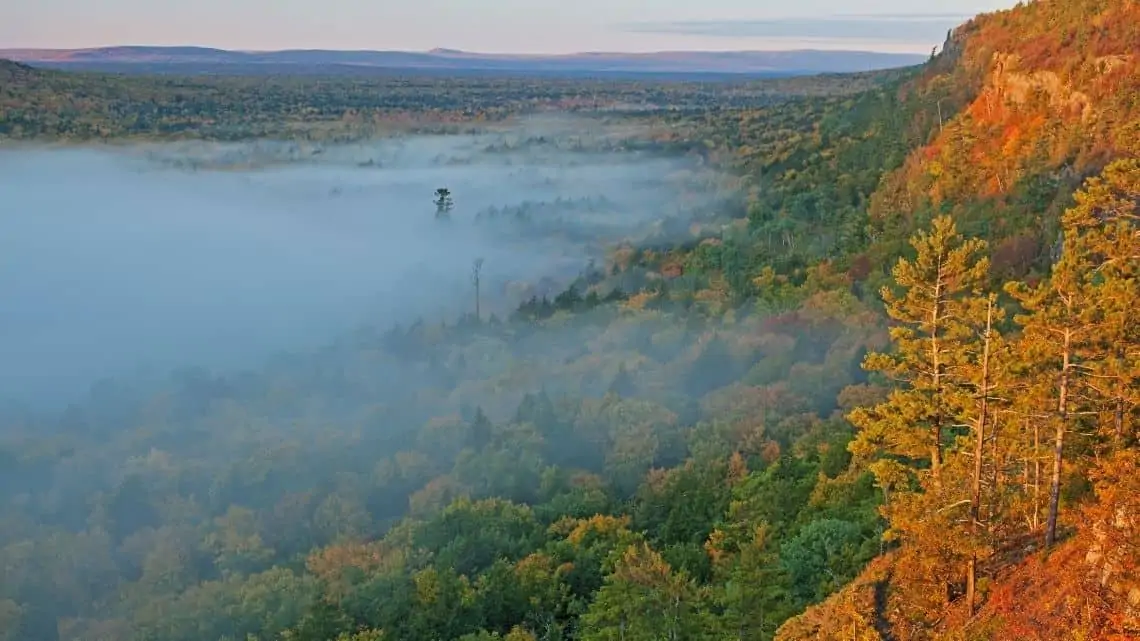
[
  {"left": 865, "top": 0, "right": 1140, "bottom": 268},
  {"left": 623, "top": 1, "right": 1140, "bottom": 312},
  {"left": 771, "top": 2, "right": 1140, "bottom": 638},
  {"left": 778, "top": 453, "right": 1140, "bottom": 640}
]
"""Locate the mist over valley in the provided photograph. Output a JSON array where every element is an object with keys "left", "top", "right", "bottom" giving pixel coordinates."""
[{"left": 0, "top": 123, "right": 728, "bottom": 406}]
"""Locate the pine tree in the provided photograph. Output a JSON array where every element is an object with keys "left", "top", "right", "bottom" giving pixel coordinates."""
[
  {"left": 708, "top": 525, "right": 791, "bottom": 641},
  {"left": 959, "top": 294, "right": 1007, "bottom": 615},
  {"left": 1062, "top": 160, "right": 1140, "bottom": 449},
  {"left": 996, "top": 162, "right": 1140, "bottom": 554},
  {"left": 848, "top": 215, "right": 993, "bottom": 611},
  {"left": 434, "top": 188, "right": 454, "bottom": 220},
  {"left": 579, "top": 543, "right": 711, "bottom": 641},
  {"left": 848, "top": 215, "right": 990, "bottom": 489},
  {"left": 470, "top": 407, "right": 494, "bottom": 450},
  {"left": 1006, "top": 214, "right": 1099, "bottom": 549}
]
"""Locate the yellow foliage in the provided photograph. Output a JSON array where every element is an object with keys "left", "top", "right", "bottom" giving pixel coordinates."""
[
  {"left": 621, "top": 290, "right": 658, "bottom": 312},
  {"left": 552, "top": 514, "right": 633, "bottom": 547}
]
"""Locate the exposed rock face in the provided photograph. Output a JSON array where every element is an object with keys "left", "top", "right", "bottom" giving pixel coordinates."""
[{"left": 989, "top": 52, "right": 1093, "bottom": 121}]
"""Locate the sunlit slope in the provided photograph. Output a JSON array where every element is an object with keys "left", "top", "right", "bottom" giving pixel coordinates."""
[
  {"left": 864, "top": 0, "right": 1140, "bottom": 266},
  {"left": 773, "top": 1, "right": 1140, "bottom": 638},
  {"left": 777, "top": 454, "right": 1140, "bottom": 641}
]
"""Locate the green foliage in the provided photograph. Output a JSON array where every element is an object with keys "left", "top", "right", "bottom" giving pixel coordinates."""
[
  {"left": 0, "top": 283, "right": 884, "bottom": 641},
  {"left": 413, "top": 499, "right": 543, "bottom": 576},
  {"left": 578, "top": 543, "right": 714, "bottom": 641},
  {"left": 780, "top": 519, "right": 871, "bottom": 604},
  {"left": 712, "top": 525, "right": 793, "bottom": 641}
]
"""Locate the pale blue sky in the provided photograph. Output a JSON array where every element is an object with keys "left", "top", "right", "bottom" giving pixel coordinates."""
[{"left": 5, "top": 0, "right": 1018, "bottom": 53}]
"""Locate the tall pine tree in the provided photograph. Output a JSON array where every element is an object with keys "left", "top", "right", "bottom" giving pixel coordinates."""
[
  {"left": 848, "top": 215, "right": 990, "bottom": 487},
  {"left": 849, "top": 215, "right": 993, "bottom": 612},
  {"left": 1062, "top": 160, "right": 1140, "bottom": 449}
]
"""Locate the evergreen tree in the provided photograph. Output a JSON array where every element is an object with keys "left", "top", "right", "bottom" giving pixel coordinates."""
[
  {"left": 959, "top": 293, "right": 1007, "bottom": 614},
  {"left": 848, "top": 215, "right": 993, "bottom": 612},
  {"left": 848, "top": 215, "right": 989, "bottom": 486},
  {"left": 470, "top": 407, "right": 494, "bottom": 450},
  {"left": 708, "top": 525, "right": 791, "bottom": 641},
  {"left": 579, "top": 543, "right": 712, "bottom": 641},
  {"left": 1006, "top": 235, "right": 1095, "bottom": 549},
  {"left": 1006, "top": 160, "right": 1140, "bottom": 548},
  {"left": 435, "top": 188, "right": 455, "bottom": 220},
  {"left": 608, "top": 364, "right": 637, "bottom": 398},
  {"left": 1062, "top": 160, "right": 1140, "bottom": 449}
]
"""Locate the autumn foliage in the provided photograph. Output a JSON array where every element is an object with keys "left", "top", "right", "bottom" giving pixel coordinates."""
[{"left": 779, "top": 160, "right": 1140, "bottom": 640}]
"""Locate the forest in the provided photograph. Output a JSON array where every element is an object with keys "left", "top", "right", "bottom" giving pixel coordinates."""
[
  {"left": 0, "top": 59, "right": 902, "bottom": 141},
  {"left": 1, "top": 1, "right": 1139, "bottom": 640}
]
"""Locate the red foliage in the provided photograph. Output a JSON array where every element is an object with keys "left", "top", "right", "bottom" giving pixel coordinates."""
[{"left": 846, "top": 254, "right": 873, "bottom": 282}]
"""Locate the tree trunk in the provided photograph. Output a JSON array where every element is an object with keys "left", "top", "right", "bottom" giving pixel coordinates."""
[
  {"left": 966, "top": 555, "right": 978, "bottom": 618},
  {"left": 1115, "top": 395, "right": 1125, "bottom": 449},
  {"left": 1033, "top": 418, "right": 1041, "bottom": 531},
  {"left": 967, "top": 298, "right": 994, "bottom": 616},
  {"left": 1045, "top": 328, "right": 1072, "bottom": 549},
  {"left": 1021, "top": 427, "right": 1030, "bottom": 525},
  {"left": 670, "top": 594, "right": 681, "bottom": 641},
  {"left": 988, "top": 411, "right": 1002, "bottom": 525},
  {"left": 930, "top": 260, "right": 945, "bottom": 489},
  {"left": 931, "top": 423, "right": 944, "bottom": 489},
  {"left": 472, "top": 259, "right": 484, "bottom": 321}
]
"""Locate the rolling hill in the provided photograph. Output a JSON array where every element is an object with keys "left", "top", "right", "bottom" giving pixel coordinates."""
[{"left": 0, "top": 46, "right": 927, "bottom": 77}]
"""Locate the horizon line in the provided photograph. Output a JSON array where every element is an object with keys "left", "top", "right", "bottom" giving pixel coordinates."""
[{"left": 0, "top": 44, "right": 930, "bottom": 56}]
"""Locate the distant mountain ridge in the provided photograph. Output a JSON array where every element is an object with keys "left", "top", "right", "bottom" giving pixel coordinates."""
[{"left": 0, "top": 46, "right": 926, "bottom": 76}]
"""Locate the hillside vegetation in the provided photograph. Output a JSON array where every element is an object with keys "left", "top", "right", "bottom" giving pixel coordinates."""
[
  {"left": 1, "top": 1, "right": 1138, "bottom": 641},
  {"left": 772, "top": 0, "right": 1140, "bottom": 637}
]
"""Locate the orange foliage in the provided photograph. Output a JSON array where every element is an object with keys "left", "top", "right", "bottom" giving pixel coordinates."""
[
  {"left": 306, "top": 541, "right": 404, "bottom": 599},
  {"left": 551, "top": 514, "right": 633, "bottom": 547},
  {"left": 950, "top": 536, "right": 1137, "bottom": 641},
  {"left": 704, "top": 527, "right": 730, "bottom": 568},
  {"left": 778, "top": 452, "right": 1140, "bottom": 641},
  {"left": 727, "top": 451, "right": 748, "bottom": 485},
  {"left": 871, "top": 0, "right": 1140, "bottom": 227}
]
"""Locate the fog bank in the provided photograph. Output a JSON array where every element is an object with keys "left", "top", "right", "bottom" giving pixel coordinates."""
[{"left": 0, "top": 129, "right": 724, "bottom": 405}]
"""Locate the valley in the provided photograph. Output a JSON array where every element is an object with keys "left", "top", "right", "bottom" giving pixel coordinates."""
[{"left": 1, "top": 2, "right": 1138, "bottom": 640}]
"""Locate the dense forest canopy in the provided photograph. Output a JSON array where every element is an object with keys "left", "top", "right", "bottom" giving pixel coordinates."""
[{"left": 1, "top": 1, "right": 1138, "bottom": 640}]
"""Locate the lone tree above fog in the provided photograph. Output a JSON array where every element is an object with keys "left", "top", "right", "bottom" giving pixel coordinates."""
[{"left": 434, "top": 188, "right": 454, "bottom": 220}]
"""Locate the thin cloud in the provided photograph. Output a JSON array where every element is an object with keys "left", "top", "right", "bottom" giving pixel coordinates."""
[{"left": 623, "top": 15, "right": 968, "bottom": 44}]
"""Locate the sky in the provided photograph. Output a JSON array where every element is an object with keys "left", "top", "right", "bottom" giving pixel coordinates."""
[{"left": 4, "top": 0, "right": 1019, "bottom": 54}]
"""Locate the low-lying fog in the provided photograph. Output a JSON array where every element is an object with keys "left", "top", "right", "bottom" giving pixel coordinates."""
[{"left": 1, "top": 126, "right": 724, "bottom": 405}]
